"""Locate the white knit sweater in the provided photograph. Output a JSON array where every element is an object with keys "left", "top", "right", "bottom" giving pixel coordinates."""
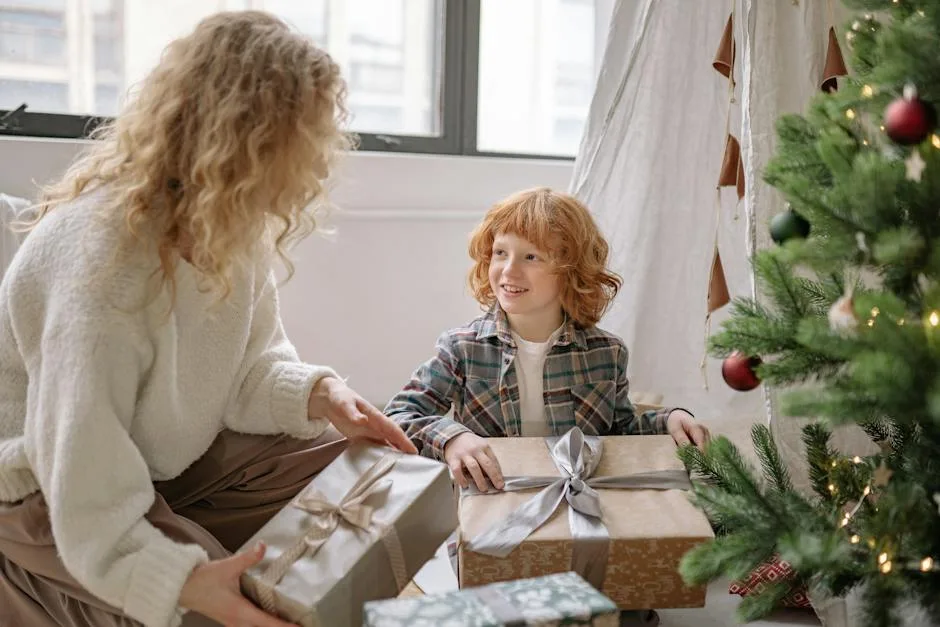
[{"left": 0, "top": 190, "right": 336, "bottom": 627}]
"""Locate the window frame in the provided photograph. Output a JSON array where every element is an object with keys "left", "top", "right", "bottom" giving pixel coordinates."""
[{"left": 0, "top": 0, "right": 581, "bottom": 161}]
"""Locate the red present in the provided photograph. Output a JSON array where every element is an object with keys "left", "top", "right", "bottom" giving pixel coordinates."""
[{"left": 729, "top": 555, "right": 811, "bottom": 608}]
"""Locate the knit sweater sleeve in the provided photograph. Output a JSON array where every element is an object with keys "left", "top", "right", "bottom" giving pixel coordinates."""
[
  {"left": 223, "top": 268, "right": 335, "bottom": 438},
  {"left": 24, "top": 306, "right": 208, "bottom": 627}
]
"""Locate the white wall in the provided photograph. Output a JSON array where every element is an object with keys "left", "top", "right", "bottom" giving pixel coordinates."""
[{"left": 0, "top": 136, "right": 572, "bottom": 406}]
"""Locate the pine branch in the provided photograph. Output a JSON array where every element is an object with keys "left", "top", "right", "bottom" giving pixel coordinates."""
[
  {"left": 859, "top": 576, "right": 907, "bottom": 627},
  {"left": 705, "top": 438, "right": 777, "bottom": 516},
  {"left": 679, "top": 531, "right": 776, "bottom": 586},
  {"left": 802, "top": 423, "right": 838, "bottom": 501},
  {"left": 736, "top": 581, "right": 801, "bottom": 623},
  {"left": 754, "top": 252, "right": 811, "bottom": 321},
  {"left": 751, "top": 424, "right": 793, "bottom": 494},
  {"left": 677, "top": 443, "right": 732, "bottom": 490},
  {"left": 686, "top": 482, "right": 770, "bottom": 533},
  {"left": 861, "top": 419, "right": 891, "bottom": 443},
  {"left": 708, "top": 297, "right": 801, "bottom": 357}
]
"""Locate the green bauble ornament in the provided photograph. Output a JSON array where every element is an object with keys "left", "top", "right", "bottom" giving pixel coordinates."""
[{"left": 769, "top": 209, "right": 810, "bottom": 244}]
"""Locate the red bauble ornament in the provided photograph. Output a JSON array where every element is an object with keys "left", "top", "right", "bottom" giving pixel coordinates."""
[
  {"left": 721, "top": 352, "right": 762, "bottom": 391},
  {"left": 884, "top": 85, "right": 936, "bottom": 145}
]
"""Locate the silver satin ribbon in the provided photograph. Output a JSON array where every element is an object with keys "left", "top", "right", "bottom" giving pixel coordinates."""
[
  {"left": 463, "top": 428, "right": 692, "bottom": 590},
  {"left": 474, "top": 586, "right": 527, "bottom": 626},
  {"left": 255, "top": 450, "right": 408, "bottom": 615}
]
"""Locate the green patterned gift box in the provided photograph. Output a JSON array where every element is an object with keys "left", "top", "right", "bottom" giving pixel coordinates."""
[{"left": 362, "top": 571, "right": 619, "bottom": 626}]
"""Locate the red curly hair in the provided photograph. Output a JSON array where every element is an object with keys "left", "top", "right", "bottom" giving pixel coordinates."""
[{"left": 467, "top": 187, "right": 622, "bottom": 327}]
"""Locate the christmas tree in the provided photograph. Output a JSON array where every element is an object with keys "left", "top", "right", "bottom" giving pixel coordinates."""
[{"left": 678, "top": 2, "right": 940, "bottom": 626}]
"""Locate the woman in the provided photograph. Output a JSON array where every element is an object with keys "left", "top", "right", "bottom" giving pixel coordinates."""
[{"left": 0, "top": 11, "right": 414, "bottom": 627}]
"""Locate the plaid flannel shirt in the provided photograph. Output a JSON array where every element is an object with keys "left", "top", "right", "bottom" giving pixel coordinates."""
[{"left": 384, "top": 308, "right": 677, "bottom": 461}]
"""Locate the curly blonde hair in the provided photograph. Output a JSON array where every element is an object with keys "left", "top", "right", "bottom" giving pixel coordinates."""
[
  {"left": 30, "top": 10, "right": 353, "bottom": 304},
  {"left": 467, "top": 187, "right": 622, "bottom": 327}
]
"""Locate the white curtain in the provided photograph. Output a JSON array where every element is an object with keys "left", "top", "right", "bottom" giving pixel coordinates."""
[{"left": 572, "top": 0, "right": 870, "bottom": 478}]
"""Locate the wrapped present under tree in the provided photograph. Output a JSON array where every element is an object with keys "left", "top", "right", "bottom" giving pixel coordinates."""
[{"left": 363, "top": 571, "right": 619, "bottom": 627}]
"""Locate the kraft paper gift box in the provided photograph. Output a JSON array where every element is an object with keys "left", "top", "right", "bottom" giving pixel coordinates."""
[
  {"left": 457, "top": 428, "right": 714, "bottom": 610},
  {"left": 362, "top": 571, "right": 619, "bottom": 627},
  {"left": 239, "top": 443, "right": 457, "bottom": 627}
]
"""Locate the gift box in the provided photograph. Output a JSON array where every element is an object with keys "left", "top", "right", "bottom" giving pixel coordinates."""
[
  {"left": 363, "top": 571, "right": 619, "bottom": 626},
  {"left": 239, "top": 443, "right": 457, "bottom": 627},
  {"left": 729, "top": 555, "right": 811, "bottom": 608},
  {"left": 457, "top": 429, "right": 714, "bottom": 609}
]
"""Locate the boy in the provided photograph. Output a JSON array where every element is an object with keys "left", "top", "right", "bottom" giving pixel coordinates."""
[{"left": 386, "top": 188, "right": 708, "bottom": 492}]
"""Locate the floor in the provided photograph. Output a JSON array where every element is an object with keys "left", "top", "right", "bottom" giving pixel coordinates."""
[
  {"left": 409, "top": 541, "right": 822, "bottom": 626},
  {"left": 656, "top": 580, "right": 821, "bottom": 627}
]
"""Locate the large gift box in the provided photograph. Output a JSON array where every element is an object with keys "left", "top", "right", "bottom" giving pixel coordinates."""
[
  {"left": 363, "top": 571, "right": 619, "bottom": 626},
  {"left": 239, "top": 443, "right": 457, "bottom": 626},
  {"left": 457, "top": 429, "right": 714, "bottom": 609}
]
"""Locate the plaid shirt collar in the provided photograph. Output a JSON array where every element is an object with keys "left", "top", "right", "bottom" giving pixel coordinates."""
[{"left": 474, "top": 305, "right": 588, "bottom": 350}]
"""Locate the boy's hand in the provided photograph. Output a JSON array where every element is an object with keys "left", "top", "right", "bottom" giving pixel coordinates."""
[
  {"left": 443, "top": 432, "right": 505, "bottom": 492},
  {"left": 666, "top": 410, "right": 710, "bottom": 450}
]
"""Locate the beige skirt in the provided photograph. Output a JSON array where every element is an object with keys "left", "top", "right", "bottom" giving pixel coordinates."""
[{"left": 0, "top": 428, "right": 348, "bottom": 627}]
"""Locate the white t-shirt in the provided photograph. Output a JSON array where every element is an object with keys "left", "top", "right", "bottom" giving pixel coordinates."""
[{"left": 511, "top": 324, "right": 564, "bottom": 436}]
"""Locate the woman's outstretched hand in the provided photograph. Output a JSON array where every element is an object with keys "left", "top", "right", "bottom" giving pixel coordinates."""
[{"left": 308, "top": 376, "right": 418, "bottom": 454}]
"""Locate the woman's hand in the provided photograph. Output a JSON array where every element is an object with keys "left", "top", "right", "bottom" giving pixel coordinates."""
[
  {"left": 179, "top": 542, "right": 297, "bottom": 627},
  {"left": 308, "top": 376, "right": 418, "bottom": 454}
]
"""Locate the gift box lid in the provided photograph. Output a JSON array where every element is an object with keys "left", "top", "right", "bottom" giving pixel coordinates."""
[
  {"left": 363, "top": 571, "right": 618, "bottom": 626},
  {"left": 459, "top": 435, "right": 714, "bottom": 543}
]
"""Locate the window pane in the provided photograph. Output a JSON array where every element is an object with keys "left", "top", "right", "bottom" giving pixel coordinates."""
[
  {"left": 0, "top": 0, "right": 444, "bottom": 137},
  {"left": 0, "top": 78, "right": 67, "bottom": 111},
  {"left": 477, "top": 0, "right": 609, "bottom": 157},
  {"left": 0, "top": 3, "right": 67, "bottom": 66}
]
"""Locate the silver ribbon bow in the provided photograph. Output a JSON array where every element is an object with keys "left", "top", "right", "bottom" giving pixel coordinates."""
[
  {"left": 464, "top": 428, "right": 692, "bottom": 590},
  {"left": 256, "top": 451, "right": 409, "bottom": 614}
]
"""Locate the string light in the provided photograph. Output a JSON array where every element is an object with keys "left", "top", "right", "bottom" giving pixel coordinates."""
[
  {"left": 828, "top": 483, "right": 837, "bottom": 493},
  {"left": 879, "top": 552, "right": 889, "bottom": 564},
  {"left": 898, "top": 318, "right": 906, "bottom": 326},
  {"left": 863, "top": 486, "right": 871, "bottom": 496},
  {"left": 881, "top": 561, "right": 893, "bottom": 574},
  {"left": 880, "top": 125, "right": 886, "bottom": 131},
  {"left": 868, "top": 319, "right": 875, "bottom": 327},
  {"left": 929, "top": 311, "right": 940, "bottom": 327},
  {"left": 933, "top": 135, "right": 940, "bottom": 149},
  {"left": 922, "top": 557, "right": 935, "bottom": 572},
  {"left": 868, "top": 538, "right": 877, "bottom": 548},
  {"left": 862, "top": 85, "right": 874, "bottom": 98},
  {"left": 850, "top": 535, "right": 861, "bottom": 544},
  {"left": 853, "top": 456, "right": 863, "bottom": 464},
  {"left": 831, "top": 461, "right": 838, "bottom": 468},
  {"left": 846, "top": 109, "right": 857, "bottom": 120},
  {"left": 871, "top": 307, "right": 880, "bottom": 317}
]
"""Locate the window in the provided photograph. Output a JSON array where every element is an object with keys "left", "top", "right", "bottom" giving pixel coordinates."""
[
  {"left": 0, "top": 78, "right": 66, "bottom": 111},
  {"left": 476, "top": 0, "right": 602, "bottom": 156},
  {"left": 0, "top": 0, "right": 610, "bottom": 159},
  {"left": 0, "top": 1, "right": 66, "bottom": 66}
]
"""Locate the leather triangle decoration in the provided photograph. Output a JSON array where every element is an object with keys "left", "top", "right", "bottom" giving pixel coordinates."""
[
  {"left": 708, "top": 248, "right": 731, "bottom": 313},
  {"left": 821, "top": 27, "right": 848, "bottom": 93},
  {"left": 713, "top": 14, "right": 735, "bottom": 83}
]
